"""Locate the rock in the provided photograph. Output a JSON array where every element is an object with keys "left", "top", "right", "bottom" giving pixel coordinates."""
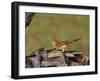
[
  {"left": 65, "top": 53, "right": 74, "bottom": 57},
  {"left": 81, "top": 56, "right": 89, "bottom": 65},
  {"left": 68, "top": 56, "right": 89, "bottom": 66},
  {"left": 48, "top": 51, "right": 63, "bottom": 58},
  {"left": 55, "top": 55, "right": 67, "bottom": 66},
  {"left": 41, "top": 60, "right": 57, "bottom": 67},
  {"left": 40, "top": 48, "right": 48, "bottom": 61},
  {"left": 72, "top": 51, "right": 83, "bottom": 55},
  {"left": 25, "top": 48, "right": 89, "bottom": 68},
  {"left": 70, "top": 61, "right": 80, "bottom": 66},
  {"left": 26, "top": 48, "right": 46, "bottom": 68},
  {"left": 41, "top": 55, "right": 67, "bottom": 67},
  {"left": 25, "top": 59, "right": 33, "bottom": 68},
  {"left": 29, "top": 57, "right": 41, "bottom": 67}
]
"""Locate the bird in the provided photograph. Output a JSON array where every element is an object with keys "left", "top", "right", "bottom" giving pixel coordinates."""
[{"left": 49, "top": 37, "right": 81, "bottom": 52}]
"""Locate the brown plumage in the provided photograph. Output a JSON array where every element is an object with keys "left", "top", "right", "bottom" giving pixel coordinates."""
[{"left": 49, "top": 37, "right": 81, "bottom": 52}]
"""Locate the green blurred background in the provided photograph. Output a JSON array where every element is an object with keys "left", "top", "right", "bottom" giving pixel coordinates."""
[{"left": 25, "top": 13, "right": 89, "bottom": 56}]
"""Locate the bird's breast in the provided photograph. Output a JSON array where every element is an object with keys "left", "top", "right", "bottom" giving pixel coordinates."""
[{"left": 59, "top": 45, "right": 67, "bottom": 49}]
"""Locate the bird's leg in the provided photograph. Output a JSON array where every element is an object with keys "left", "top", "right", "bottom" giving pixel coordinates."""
[{"left": 62, "top": 49, "right": 65, "bottom": 52}]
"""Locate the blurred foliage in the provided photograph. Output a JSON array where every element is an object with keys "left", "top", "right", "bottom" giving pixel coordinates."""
[{"left": 25, "top": 13, "right": 89, "bottom": 56}]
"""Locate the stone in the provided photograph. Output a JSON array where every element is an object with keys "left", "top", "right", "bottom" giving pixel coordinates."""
[
  {"left": 48, "top": 51, "right": 63, "bottom": 58},
  {"left": 65, "top": 53, "right": 74, "bottom": 57},
  {"left": 41, "top": 54, "right": 67, "bottom": 67},
  {"left": 25, "top": 48, "right": 89, "bottom": 68},
  {"left": 40, "top": 48, "right": 48, "bottom": 61},
  {"left": 81, "top": 56, "right": 89, "bottom": 65},
  {"left": 26, "top": 48, "right": 45, "bottom": 68},
  {"left": 70, "top": 61, "right": 80, "bottom": 66},
  {"left": 25, "top": 59, "right": 33, "bottom": 68}
]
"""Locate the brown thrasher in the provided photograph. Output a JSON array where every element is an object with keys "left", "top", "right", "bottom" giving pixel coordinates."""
[{"left": 49, "top": 37, "right": 81, "bottom": 52}]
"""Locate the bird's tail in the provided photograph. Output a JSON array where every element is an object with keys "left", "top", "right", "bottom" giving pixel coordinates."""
[{"left": 68, "top": 37, "right": 82, "bottom": 44}]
